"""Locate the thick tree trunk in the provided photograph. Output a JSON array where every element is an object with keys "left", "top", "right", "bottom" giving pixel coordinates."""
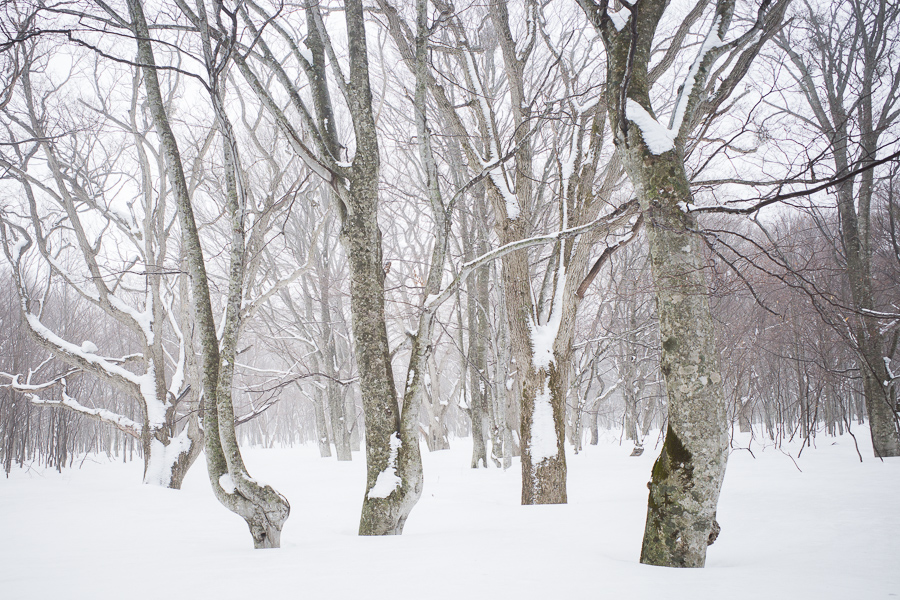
[
  {"left": 491, "top": 289, "right": 515, "bottom": 469},
  {"left": 577, "top": 0, "right": 777, "bottom": 567},
  {"left": 837, "top": 177, "right": 900, "bottom": 456},
  {"left": 589, "top": 405, "right": 600, "bottom": 446},
  {"left": 141, "top": 421, "right": 201, "bottom": 489},
  {"left": 501, "top": 239, "right": 567, "bottom": 505},
  {"left": 327, "top": 384, "right": 352, "bottom": 461},
  {"left": 342, "top": 166, "right": 410, "bottom": 534},
  {"left": 234, "top": 0, "right": 421, "bottom": 534},
  {"left": 621, "top": 148, "right": 727, "bottom": 568},
  {"left": 738, "top": 398, "right": 752, "bottom": 433}
]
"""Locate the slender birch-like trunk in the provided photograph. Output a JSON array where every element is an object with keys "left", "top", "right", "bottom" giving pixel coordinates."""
[{"left": 128, "top": 0, "right": 289, "bottom": 547}]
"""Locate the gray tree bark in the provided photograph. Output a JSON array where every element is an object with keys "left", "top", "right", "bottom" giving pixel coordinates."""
[
  {"left": 578, "top": 0, "right": 788, "bottom": 567},
  {"left": 130, "top": 0, "right": 289, "bottom": 547}
]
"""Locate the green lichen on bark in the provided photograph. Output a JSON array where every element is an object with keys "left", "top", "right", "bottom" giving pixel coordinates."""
[
  {"left": 642, "top": 426, "right": 701, "bottom": 567},
  {"left": 650, "top": 425, "right": 693, "bottom": 484}
]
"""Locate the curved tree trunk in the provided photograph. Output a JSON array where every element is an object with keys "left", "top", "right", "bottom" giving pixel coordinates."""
[
  {"left": 632, "top": 156, "right": 727, "bottom": 568},
  {"left": 128, "top": 0, "right": 289, "bottom": 548}
]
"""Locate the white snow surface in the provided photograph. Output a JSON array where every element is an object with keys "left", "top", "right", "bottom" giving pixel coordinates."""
[{"left": 1, "top": 429, "right": 898, "bottom": 600}]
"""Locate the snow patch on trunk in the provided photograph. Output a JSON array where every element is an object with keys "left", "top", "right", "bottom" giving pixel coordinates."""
[
  {"left": 531, "top": 272, "right": 566, "bottom": 371},
  {"left": 668, "top": 16, "right": 724, "bottom": 137},
  {"left": 368, "top": 433, "right": 402, "bottom": 499},
  {"left": 143, "top": 430, "right": 191, "bottom": 487},
  {"left": 528, "top": 266, "right": 565, "bottom": 463},
  {"left": 140, "top": 364, "right": 168, "bottom": 430},
  {"left": 531, "top": 385, "right": 558, "bottom": 462},
  {"left": 219, "top": 473, "right": 236, "bottom": 494}
]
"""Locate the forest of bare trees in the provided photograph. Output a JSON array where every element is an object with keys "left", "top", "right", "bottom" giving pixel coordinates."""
[{"left": 0, "top": 0, "right": 897, "bottom": 568}]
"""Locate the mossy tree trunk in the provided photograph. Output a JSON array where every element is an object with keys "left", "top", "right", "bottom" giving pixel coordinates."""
[
  {"left": 343, "top": 0, "right": 425, "bottom": 535},
  {"left": 578, "top": 0, "right": 787, "bottom": 567}
]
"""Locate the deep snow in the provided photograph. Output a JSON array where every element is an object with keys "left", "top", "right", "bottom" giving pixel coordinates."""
[{"left": 1, "top": 429, "right": 897, "bottom": 600}]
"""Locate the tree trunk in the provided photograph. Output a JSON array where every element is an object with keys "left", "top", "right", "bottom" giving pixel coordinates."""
[
  {"left": 313, "top": 389, "right": 332, "bottom": 458},
  {"left": 320, "top": 241, "right": 352, "bottom": 461},
  {"left": 129, "top": 0, "right": 289, "bottom": 547},
  {"left": 633, "top": 163, "right": 727, "bottom": 568},
  {"left": 464, "top": 194, "right": 490, "bottom": 468},
  {"left": 577, "top": 0, "right": 784, "bottom": 567}
]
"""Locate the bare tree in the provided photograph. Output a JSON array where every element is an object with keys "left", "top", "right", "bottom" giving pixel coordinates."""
[
  {"left": 377, "top": 0, "right": 638, "bottom": 506},
  {"left": 770, "top": 0, "right": 900, "bottom": 456},
  {"left": 122, "top": 0, "right": 290, "bottom": 547},
  {"left": 578, "top": 0, "right": 789, "bottom": 567},
  {"left": 0, "top": 37, "right": 202, "bottom": 488}
]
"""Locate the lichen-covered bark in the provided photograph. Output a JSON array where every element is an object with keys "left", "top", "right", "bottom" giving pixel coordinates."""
[
  {"left": 129, "top": 0, "right": 289, "bottom": 548},
  {"left": 341, "top": 0, "right": 422, "bottom": 535},
  {"left": 624, "top": 138, "right": 728, "bottom": 569},
  {"left": 347, "top": 175, "right": 408, "bottom": 534},
  {"left": 579, "top": 0, "right": 738, "bottom": 567}
]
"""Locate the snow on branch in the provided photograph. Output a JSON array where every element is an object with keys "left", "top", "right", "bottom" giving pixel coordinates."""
[
  {"left": 23, "top": 312, "right": 144, "bottom": 390},
  {"left": 426, "top": 199, "right": 640, "bottom": 312},
  {"left": 463, "top": 49, "right": 521, "bottom": 220},
  {"left": 3, "top": 374, "right": 142, "bottom": 438},
  {"left": 626, "top": 15, "right": 725, "bottom": 155},
  {"left": 667, "top": 15, "right": 724, "bottom": 136}
]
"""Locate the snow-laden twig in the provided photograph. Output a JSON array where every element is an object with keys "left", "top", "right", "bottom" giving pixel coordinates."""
[
  {"left": 427, "top": 200, "right": 639, "bottom": 312},
  {"left": 7, "top": 375, "right": 143, "bottom": 438}
]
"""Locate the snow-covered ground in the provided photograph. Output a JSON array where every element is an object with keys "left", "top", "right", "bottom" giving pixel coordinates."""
[{"left": 2, "top": 429, "right": 898, "bottom": 599}]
